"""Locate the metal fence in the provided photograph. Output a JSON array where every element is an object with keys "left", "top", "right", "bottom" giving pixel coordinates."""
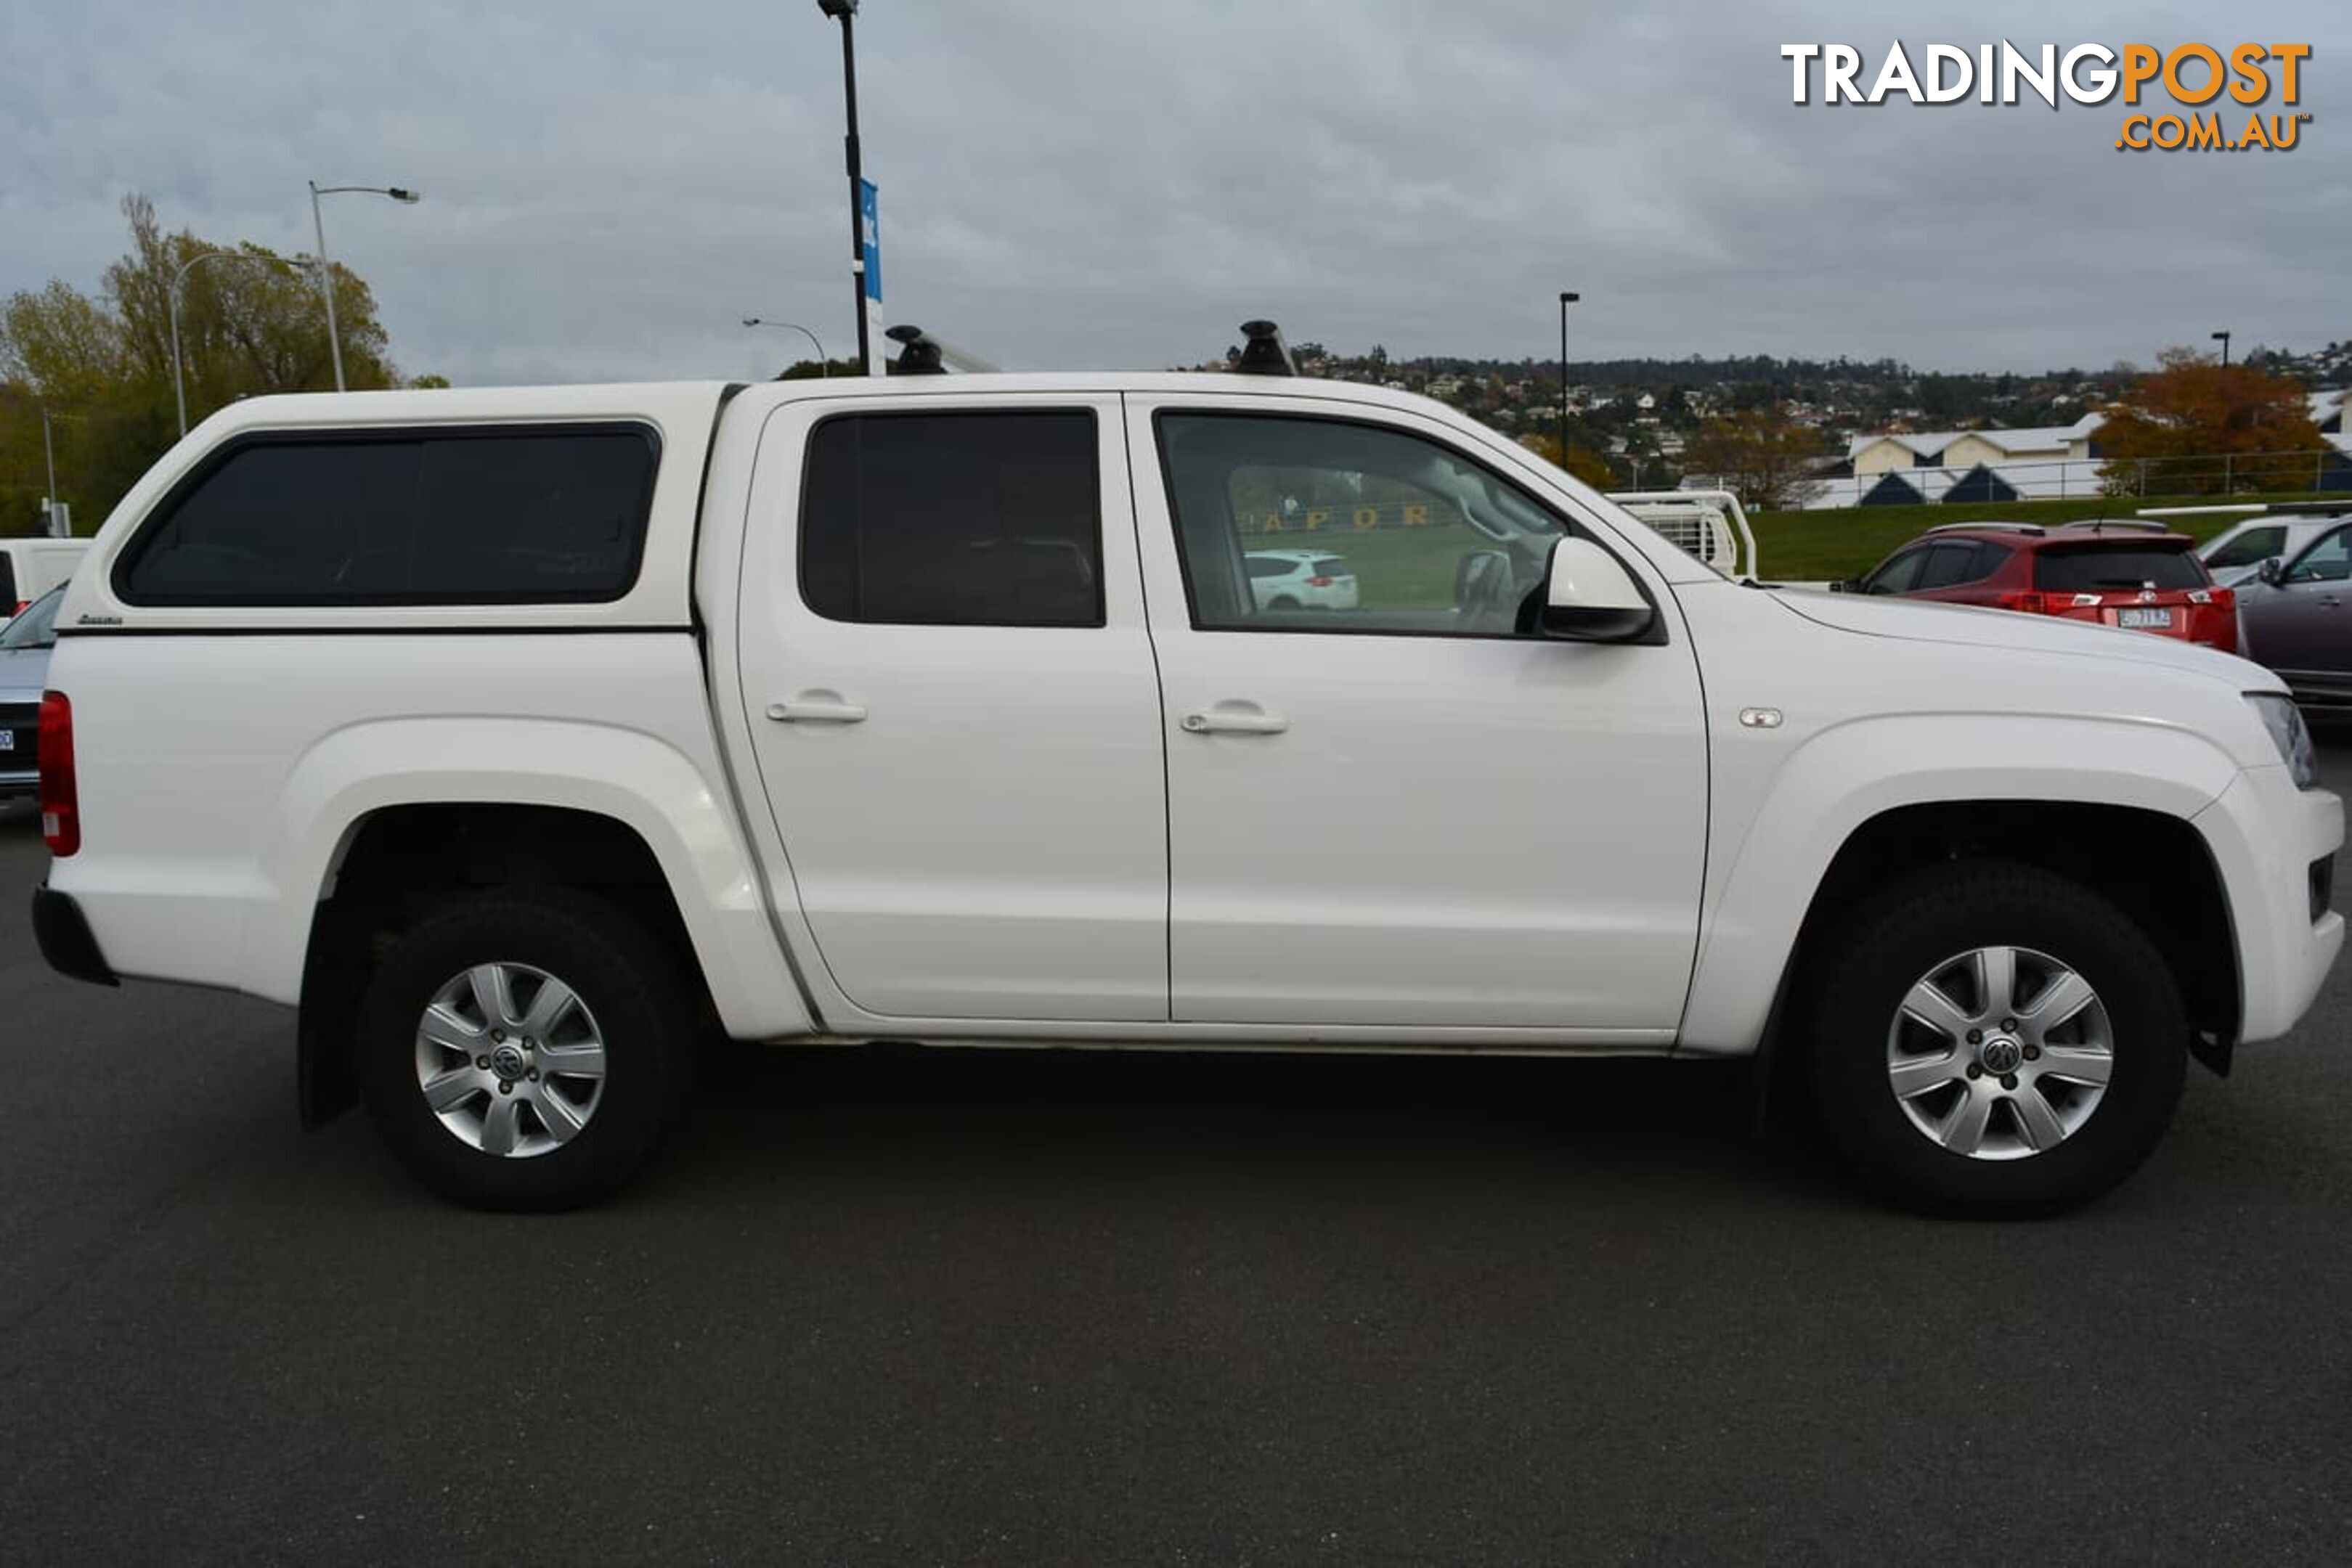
[{"left": 1827, "top": 446, "right": 2351, "bottom": 507}]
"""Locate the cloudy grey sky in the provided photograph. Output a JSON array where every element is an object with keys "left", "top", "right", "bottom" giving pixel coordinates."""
[{"left": 2, "top": 1, "right": 2343, "bottom": 383}]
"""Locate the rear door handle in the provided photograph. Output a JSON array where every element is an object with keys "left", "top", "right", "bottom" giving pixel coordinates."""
[
  {"left": 1181, "top": 701, "right": 1287, "bottom": 736},
  {"left": 766, "top": 691, "right": 868, "bottom": 724}
]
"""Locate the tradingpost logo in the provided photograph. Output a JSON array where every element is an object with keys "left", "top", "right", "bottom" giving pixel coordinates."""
[{"left": 1779, "top": 42, "right": 2314, "bottom": 151}]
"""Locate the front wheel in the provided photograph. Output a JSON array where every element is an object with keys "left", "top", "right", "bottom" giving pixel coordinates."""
[
  {"left": 1804, "top": 863, "right": 2189, "bottom": 1217},
  {"left": 357, "top": 889, "right": 698, "bottom": 1209}
]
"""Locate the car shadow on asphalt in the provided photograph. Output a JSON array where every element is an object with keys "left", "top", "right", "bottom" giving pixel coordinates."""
[{"left": 658, "top": 1036, "right": 1860, "bottom": 1214}]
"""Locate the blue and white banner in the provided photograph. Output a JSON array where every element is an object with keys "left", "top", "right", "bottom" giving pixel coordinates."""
[{"left": 858, "top": 179, "right": 884, "bottom": 375}]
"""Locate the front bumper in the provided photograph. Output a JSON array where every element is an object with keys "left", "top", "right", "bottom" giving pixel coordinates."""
[
  {"left": 2195, "top": 767, "right": 2344, "bottom": 1045},
  {"left": 31, "top": 881, "right": 118, "bottom": 987}
]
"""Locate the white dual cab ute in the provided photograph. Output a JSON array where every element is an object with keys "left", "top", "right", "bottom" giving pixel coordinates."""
[{"left": 28, "top": 362, "right": 2344, "bottom": 1214}]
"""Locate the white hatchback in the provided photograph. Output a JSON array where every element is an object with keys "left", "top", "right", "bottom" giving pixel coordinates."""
[{"left": 1245, "top": 550, "right": 1359, "bottom": 611}]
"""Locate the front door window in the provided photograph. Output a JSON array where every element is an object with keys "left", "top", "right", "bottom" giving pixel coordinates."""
[{"left": 1157, "top": 413, "right": 1569, "bottom": 637}]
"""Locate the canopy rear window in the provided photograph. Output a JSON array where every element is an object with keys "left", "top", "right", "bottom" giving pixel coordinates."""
[{"left": 115, "top": 423, "right": 660, "bottom": 607}]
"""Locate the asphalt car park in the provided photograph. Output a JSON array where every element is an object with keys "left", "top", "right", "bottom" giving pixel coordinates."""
[{"left": 3, "top": 743, "right": 2351, "bottom": 1564}]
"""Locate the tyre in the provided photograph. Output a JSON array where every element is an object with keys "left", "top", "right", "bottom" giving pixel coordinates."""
[
  {"left": 1267, "top": 595, "right": 1301, "bottom": 610},
  {"left": 357, "top": 888, "right": 698, "bottom": 1210},
  {"left": 1804, "top": 862, "right": 2188, "bottom": 1218}
]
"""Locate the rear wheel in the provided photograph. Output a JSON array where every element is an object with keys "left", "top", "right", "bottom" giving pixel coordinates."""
[
  {"left": 1267, "top": 595, "right": 1301, "bottom": 610},
  {"left": 1804, "top": 862, "right": 2188, "bottom": 1217},
  {"left": 358, "top": 889, "right": 697, "bottom": 1209}
]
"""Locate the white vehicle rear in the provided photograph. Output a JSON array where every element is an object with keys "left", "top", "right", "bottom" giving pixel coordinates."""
[
  {"left": 0, "top": 537, "right": 88, "bottom": 621},
  {"left": 1244, "top": 549, "right": 1360, "bottom": 610},
  {"left": 1606, "top": 489, "right": 1758, "bottom": 579}
]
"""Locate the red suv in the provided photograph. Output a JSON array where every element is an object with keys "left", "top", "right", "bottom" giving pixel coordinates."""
[{"left": 1847, "top": 520, "right": 2237, "bottom": 653}]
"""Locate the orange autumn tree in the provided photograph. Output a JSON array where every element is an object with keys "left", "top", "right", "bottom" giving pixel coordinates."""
[
  {"left": 1522, "top": 432, "right": 1621, "bottom": 490},
  {"left": 2096, "top": 348, "right": 2328, "bottom": 494}
]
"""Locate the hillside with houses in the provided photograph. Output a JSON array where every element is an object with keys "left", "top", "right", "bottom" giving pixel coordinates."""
[{"left": 1212, "top": 338, "right": 2352, "bottom": 506}]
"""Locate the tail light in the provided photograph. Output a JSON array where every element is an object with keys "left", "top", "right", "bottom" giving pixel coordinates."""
[
  {"left": 1306, "top": 576, "right": 1333, "bottom": 587},
  {"left": 2189, "top": 587, "right": 2236, "bottom": 611},
  {"left": 38, "top": 691, "right": 78, "bottom": 857},
  {"left": 11, "top": 600, "right": 26, "bottom": 616},
  {"left": 1995, "top": 591, "right": 2051, "bottom": 614}
]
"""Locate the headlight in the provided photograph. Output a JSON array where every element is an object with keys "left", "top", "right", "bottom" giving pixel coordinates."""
[{"left": 2247, "top": 693, "right": 2318, "bottom": 789}]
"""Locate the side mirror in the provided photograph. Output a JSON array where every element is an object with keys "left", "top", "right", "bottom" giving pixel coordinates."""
[
  {"left": 2257, "top": 556, "right": 2285, "bottom": 587},
  {"left": 1830, "top": 578, "right": 1860, "bottom": 595},
  {"left": 1541, "top": 538, "right": 1656, "bottom": 643}
]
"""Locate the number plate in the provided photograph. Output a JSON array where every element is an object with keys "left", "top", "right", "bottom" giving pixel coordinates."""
[{"left": 2117, "top": 608, "right": 2174, "bottom": 629}]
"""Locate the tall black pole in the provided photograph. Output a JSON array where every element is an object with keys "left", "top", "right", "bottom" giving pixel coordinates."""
[
  {"left": 1558, "top": 291, "right": 1579, "bottom": 456},
  {"left": 836, "top": 9, "right": 869, "bottom": 374}
]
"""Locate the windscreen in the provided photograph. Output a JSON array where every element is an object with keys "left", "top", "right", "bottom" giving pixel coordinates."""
[
  {"left": 2032, "top": 544, "right": 2205, "bottom": 592},
  {"left": 0, "top": 586, "right": 63, "bottom": 648}
]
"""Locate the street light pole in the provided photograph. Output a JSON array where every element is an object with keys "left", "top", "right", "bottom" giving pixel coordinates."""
[
  {"left": 2212, "top": 329, "right": 2232, "bottom": 367},
  {"left": 307, "top": 181, "right": 423, "bottom": 393},
  {"left": 818, "top": 1, "right": 871, "bottom": 374},
  {"left": 1558, "top": 292, "right": 1579, "bottom": 454},
  {"left": 170, "top": 248, "right": 284, "bottom": 437},
  {"left": 742, "top": 317, "right": 831, "bottom": 374},
  {"left": 39, "top": 409, "right": 84, "bottom": 536}
]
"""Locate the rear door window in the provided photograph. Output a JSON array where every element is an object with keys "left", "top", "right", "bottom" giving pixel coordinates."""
[
  {"left": 0, "top": 555, "right": 15, "bottom": 608},
  {"left": 2032, "top": 546, "right": 2205, "bottom": 592},
  {"left": 1916, "top": 542, "right": 1983, "bottom": 589},
  {"left": 799, "top": 410, "right": 1103, "bottom": 628},
  {"left": 116, "top": 425, "right": 660, "bottom": 606},
  {"left": 1864, "top": 548, "right": 1929, "bottom": 594}
]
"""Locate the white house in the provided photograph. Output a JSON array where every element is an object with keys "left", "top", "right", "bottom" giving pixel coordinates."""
[{"left": 1805, "top": 414, "right": 2107, "bottom": 508}]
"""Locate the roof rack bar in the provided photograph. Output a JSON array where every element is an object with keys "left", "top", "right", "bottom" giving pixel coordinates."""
[
  {"left": 1924, "top": 521, "right": 2044, "bottom": 536},
  {"left": 882, "top": 323, "right": 999, "bottom": 375},
  {"left": 2057, "top": 518, "right": 2172, "bottom": 532}
]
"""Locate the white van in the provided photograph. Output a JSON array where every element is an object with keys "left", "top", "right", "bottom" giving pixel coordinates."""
[{"left": 1, "top": 538, "right": 89, "bottom": 621}]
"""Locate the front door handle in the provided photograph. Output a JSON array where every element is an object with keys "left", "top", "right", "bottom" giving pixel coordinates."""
[
  {"left": 766, "top": 691, "right": 868, "bottom": 724},
  {"left": 2320, "top": 596, "right": 2340, "bottom": 611},
  {"left": 1181, "top": 701, "right": 1287, "bottom": 736}
]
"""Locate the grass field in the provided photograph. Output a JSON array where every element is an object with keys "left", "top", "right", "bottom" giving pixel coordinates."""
[
  {"left": 1747, "top": 493, "right": 2352, "bottom": 581},
  {"left": 1244, "top": 523, "right": 1497, "bottom": 608}
]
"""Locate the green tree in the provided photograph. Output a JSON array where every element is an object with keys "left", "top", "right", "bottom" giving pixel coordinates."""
[
  {"left": 1680, "top": 406, "right": 1832, "bottom": 510},
  {"left": 0, "top": 194, "right": 403, "bottom": 535}
]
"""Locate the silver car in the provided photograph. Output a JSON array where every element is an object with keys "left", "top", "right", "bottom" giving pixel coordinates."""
[
  {"left": 0, "top": 584, "right": 63, "bottom": 802},
  {"left": 2236, "top": 515, "right": 2352, "bottom": 708}
]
